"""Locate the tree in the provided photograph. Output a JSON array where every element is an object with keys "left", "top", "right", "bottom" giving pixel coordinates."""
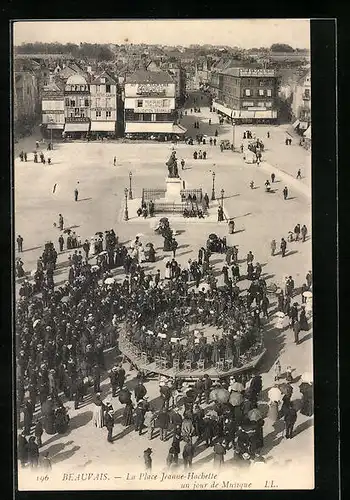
[{"left": 270, "top": 43, "right": 295, "bottom": 53}]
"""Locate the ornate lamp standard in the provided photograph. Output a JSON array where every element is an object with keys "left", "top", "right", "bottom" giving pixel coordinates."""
[
  {"left": 211, "top": 170, "right": 216, "bottom": 201},
  {"left": 129, "top": 171, "right": 133, "bottom": 200},
  {"left": 124, "top": 188, "right": 129, "bottom": 221},
  {"left": 221, "top": 188, "right": 225, "bottom": 208},
  {"left": 232, "top": 119, "right": 236, "bottom": 151}
]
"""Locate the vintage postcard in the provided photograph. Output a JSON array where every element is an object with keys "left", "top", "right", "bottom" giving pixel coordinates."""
[{"left": 13, "top": 18, "right": 314, "bottom": 491}]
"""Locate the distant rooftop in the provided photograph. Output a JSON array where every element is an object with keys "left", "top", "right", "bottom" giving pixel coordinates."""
[
  {"left": 15, "top": 53, "right": 74, "bottom": 59},
  {"left": 125, "top": 70, "right": 174, "bottom": 84}
]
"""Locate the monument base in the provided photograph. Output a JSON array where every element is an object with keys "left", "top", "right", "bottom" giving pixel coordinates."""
[{"left": 165, "top": 177, "right": 182, "bottom": 200}]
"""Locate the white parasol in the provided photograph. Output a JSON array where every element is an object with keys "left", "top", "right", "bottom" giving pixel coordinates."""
[
  {"left": 146, "top": 330, "right": 154, "bottom": 335},
  {"left": 104, "top": 277, "right": 115, "bottom": 285},
  {"left": 301, "top": 372, "right": 313, "bottom": 384},
  {"left": 275, "top": 311, "right": 285, "bottom": 318},
  {"left": 99, "top": 251, "right": 108, "bottom": 256},
  {"left": 303, "top": 291, "right": 313, "bottom": 298},
  {"left": 30, "top": 269, "right": 36, "bottom": 277},
  {"left": 91, "top": 265, "right": 100, "bottom": 271},
  {"left": 33, "top": 319, "right": 41, "bottom": 327},
  {"left": 158, "top": 333, "right": 167, "bottom": 339},
  {"left": 268, "top": 387, "right": 282, "bottom": 402}
]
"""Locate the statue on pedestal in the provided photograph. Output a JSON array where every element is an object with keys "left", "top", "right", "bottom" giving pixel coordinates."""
[{"left": 166, "top": 151, "right": 179, "bottom": 178}]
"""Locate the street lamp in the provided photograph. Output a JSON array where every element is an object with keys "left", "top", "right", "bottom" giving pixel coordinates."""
[
  {"left": 221, "top": 189, "right": 225, "bottom": 208},
  {"left": 49, "top": 118, "right": 54, "bottom": 148},
  {"left": 232, "top": 119, "right": 236, "bottom": 151},
  {"left": 129, "top": 172, "right": 133, "bottom": 200},
  {"left": 124, "top": 188, "right": 129, "bottom": 221},
  {"left": 211, "top": 170, "right": 216, "bottom": 201}
]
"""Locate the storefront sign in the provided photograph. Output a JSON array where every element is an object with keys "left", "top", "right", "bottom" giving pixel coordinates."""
[
  {"left": 239, "top": 69, "right": 275, "bottom": 77},
  {"left": 136, "top": 84, "right": 167, "bottom": 95}
]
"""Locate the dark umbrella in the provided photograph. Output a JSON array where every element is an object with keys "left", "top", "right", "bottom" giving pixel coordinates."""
[
  {"left": 209, "top": 233, "right": 218, "bottom": 240},
  {"left": 118, "top": 389, "right": 131, "bottom": 404},
  {"left": 145, "top": 243, "right": 154, "bottom": 247},
  {"left": 247, "top": 408, "right": 262, "bottom": 421},
  {"left": 278, "top": 383, "right": 293, "bottom": 397}
]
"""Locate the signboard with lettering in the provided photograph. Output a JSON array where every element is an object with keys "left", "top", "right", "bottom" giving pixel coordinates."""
[
  {"left": 136, "top": 84, "right": 167, "bottom": 95},
  {"left": 239, "top": 69, "right": 275, "bottom": 77}
]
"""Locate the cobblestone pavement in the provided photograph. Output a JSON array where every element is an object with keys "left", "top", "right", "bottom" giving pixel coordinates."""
[{"left": 15, "top": 97, "right": 313, "bottom": 487}]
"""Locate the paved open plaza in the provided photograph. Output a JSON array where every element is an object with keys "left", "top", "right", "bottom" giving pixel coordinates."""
[{"left": 16, "top": 93, "right": 313, "bottom": 489}]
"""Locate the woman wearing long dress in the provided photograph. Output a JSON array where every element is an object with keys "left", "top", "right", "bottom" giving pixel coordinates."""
[
  {"left": 299, "top": 306, "right": 309, "bottom": 331},
  {"left": 92, "top": 393, "right": 104, "bottom": 428},
  {"left": 268, "top": 400, "right": 279, "bottom": 422},
  {"left": 122, "top": 401, "right": 134, "bottom": 426},
  {"left": 165, "top": 262, "right": 171, "bottom": 280}
]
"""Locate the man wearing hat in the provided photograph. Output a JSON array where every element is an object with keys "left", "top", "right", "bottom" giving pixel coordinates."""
[
  {"left": 109, "top": 366, "right": 119, "bottom": 397},
  {"left": 104, "top": 402, "right": 114, "bottom": 443},
  {"left": 135, "top": 397, "right": 148, "bottom": 435}
]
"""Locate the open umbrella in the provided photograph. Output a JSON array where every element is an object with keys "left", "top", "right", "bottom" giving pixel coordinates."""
[
  {"left": 208, "top": 233, "right": 218, "bottom": 239},
  {"left": 104, "top": 277, "right": 115, "bottom": 285},
  {"left": 209, "top": 388, "right": 221, "bottom": 402},
  {"left": 231, "top": 382, "right": 244, "bottom": 392},
  {"left": 99, "top": 251, "right": 108, "bottom": 256},
  {"left": 60, "top": 296, "right": 70, "bottom": 303},
  {"left": 33, "top": 319, "right": 41, "bottom": 327},
  {"left": 95, "top": 232, "right": 103, "bottom": 236},
  {"left": 30, "top": 269, "right": 36, "bottom": 277},
  {"left": 301, "top": 372, "right": 313, "bottom": 384},
  {"left": 275, "top": 311, "right": 285, "bottom": 318},
  {"left": 248, "top": 408, "right": 262, "bottom": 421},
  {"left": 145, "top": 242, "right": 154, "bottom": 247},
  {"left": 136, "top": 233, "right": 144, "bottom": 238},
  {"left": 205, "top": 408, "right": 218, "bottom": 419},
  {"left": 303, "top": 291, "right": 313, "bottom": 298},
  {"left": 214, "top": 388, "right": 230, "bottom": 404},
  {"left": 268, "top": 387, "right": 282, "bottom": 402},
  {"left": 229, "top": 391, "right": 244, "bottom": 407},
  {"left": 91, "top": 265, "right": 100, "bottom": 271},
  {"left": 158, "top": 333, "right": 167, "bottom": 339}
]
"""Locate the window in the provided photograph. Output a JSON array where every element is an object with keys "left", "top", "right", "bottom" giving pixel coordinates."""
[
  {"left": 245, "top": 89, "right": 251, "bottom": 96},
  {"left": 70, "top": 100, "right": 75, "bottom": 107},
  {"left": 85, "top": 99, "right": 89, "bottom": 107},
  {"left": 151, "top": 113, "right": 156, "bottom": 122},
  {"left": 242, "top": 101, "right": 254, "bottom": 107},
  {"left": 106, "top": 98, "right": 111, "bottom": 107},
  {"left": 106, "top": 84, "right": 111, "bottom": 93},
  {"left": 80, "top": 98, "right": 85, "bottom": 107},
  {"left": 265, "top": 102, "right": 272, "bottom": 108},
  {"left": 81, "top": 112, "right": 85, "bottom": 118},
  {"left": 257, "top": 102, "right": 265, "bottom": 107},
  {"left": 138, "top": 114, "right": 144, "bottom": 121},
  {"left": 304, "top": 89, "right": 310, "bottom": 98},
  {"left": 96, "top": 110, "right": 102, "bottom": 117},
  {"left": 267, "top": 89, "right": 272, "bottom": 97},
  {"left": 259, "top": 89, "right": 264, "bottom": 96},
  {"left": 136, "top": 100, "right": 143, "bottom": 108},
  {"left": 162, "top": 99, "right": 169, "bottom": 107},
  {"left": 74, "top": 108, "right": 79, "bottom": 116},
  {"left": 106, "top": 111, "right": 111, "bottom": 118},
  {"left": 70, "top": 112, "right": 74, "bottom": 117},
  {"left": 65, "top": 98, "right": 70, "bottom": 106},
  {"left": 96, "top": 98, "right": 100, "bottom": 107}
]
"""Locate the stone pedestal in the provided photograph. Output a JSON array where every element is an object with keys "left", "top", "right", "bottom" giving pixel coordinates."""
[{"left": 165, "top": 177, "right": 182, "bottom": 201}]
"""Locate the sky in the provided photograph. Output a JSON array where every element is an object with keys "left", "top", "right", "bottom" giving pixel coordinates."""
[{"left": 13, "top": 19, "right": 310, "bottom": 49}]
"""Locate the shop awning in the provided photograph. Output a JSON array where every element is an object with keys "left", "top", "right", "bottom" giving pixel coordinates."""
[
  {"left": 46, "top": 123, "right": 64, "bottom": 130},
  {"left": 172, "top": 124, "right": 187, "bottom": 134},
  {"left": 292, "top": 119, "right": 300, "bottom": 128},
  {"left": 90, "top": 121, "right": 116, "bottom": 132},
  {"left": 213, "top": 101, "right": 232, "bottom": 117},
  {"left": 254, "top": 110, "right": 274, "bottom": 119},
  {"left": 303, "top": 126, "right": 311, "bottom": 139},
  {"left": 64, "top": 123, "right": 90, "bottom": 133},
  {"left": 125, "top": 122, "right": 174, "bottom": 134},
  {"left": 299, "top": 121, "right": 308, "bottom": 130}
]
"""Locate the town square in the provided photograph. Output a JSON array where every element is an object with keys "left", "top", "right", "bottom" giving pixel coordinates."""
[{"left": 14, "top": 20, "right": 313, "bottom": 490}]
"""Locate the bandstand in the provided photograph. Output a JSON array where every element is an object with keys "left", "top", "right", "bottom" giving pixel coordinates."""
[{"left": 118, "top": 330, "right": 266, "bottom": 382}]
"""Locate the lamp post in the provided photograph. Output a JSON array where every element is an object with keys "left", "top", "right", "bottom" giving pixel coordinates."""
[
  {"left": 211, "top": 170, "right": 216, "bottom": 201},
  {"left": 129, "top": 171, "right": 133, "bottom": 200},
  {"left": 221, "top": 188, "right": 225, "bottom": 208},
  {"left": 232, "top": 119, "right": 236, "bottom": 151},
  {"left": 49, "top": 118, "right": 53, "bottom": 148},
  {"left": 124, "top": 188, "right": 129, "bottom": 221}
]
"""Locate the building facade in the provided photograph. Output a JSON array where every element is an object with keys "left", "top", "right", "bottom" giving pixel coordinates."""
[
  {"left": 41, "top": 81, "right": 65, "bottom": 139},
  {"left": 14, "top": 71, "right": 39, "bottom": 136},
  {"left": 124, "top": 70, "right": 186, "bottom": 139},
  {"left": 89, "top": 72, "right": 118, "bottom": 137},
  {"left": 63, "top": 74, "right": 90, "bottom": 138},
  {"left": 291, "top": 71, "right": 311, "bottom": 132},
  {"left": 211, "top": 67, "right": 279, "bottom": 123}
]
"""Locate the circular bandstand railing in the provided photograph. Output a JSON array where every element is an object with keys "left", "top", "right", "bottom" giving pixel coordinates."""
[{"left": 118, "top": 329, "right": 266, "bottom": 381}]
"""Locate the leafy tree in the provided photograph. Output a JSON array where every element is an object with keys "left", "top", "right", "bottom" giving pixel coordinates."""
[{"left": 270, "top": 43, "right": 295, "bottom": 53}]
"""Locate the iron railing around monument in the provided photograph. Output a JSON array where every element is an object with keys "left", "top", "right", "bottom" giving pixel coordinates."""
[
  {"left": 180, "top": 189, "right": 203, "bottom": 202},
  {"left": 142, "top": 188, "right": 166, "bottom": 203}
]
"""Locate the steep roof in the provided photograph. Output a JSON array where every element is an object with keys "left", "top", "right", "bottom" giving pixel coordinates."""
[{"left": 125, "top": 70, "right": 174, "bottom": 84}]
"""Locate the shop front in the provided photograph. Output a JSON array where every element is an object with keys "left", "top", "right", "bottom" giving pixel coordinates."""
[
  {"left": 63, "top": 122, "right": 90, "bottom": 140},
  {"left": 124, "top": 122, "right": 187, "bottom": 141},
  {"left": 89, "top": 121, "right": 116, "bottom": 139}
]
